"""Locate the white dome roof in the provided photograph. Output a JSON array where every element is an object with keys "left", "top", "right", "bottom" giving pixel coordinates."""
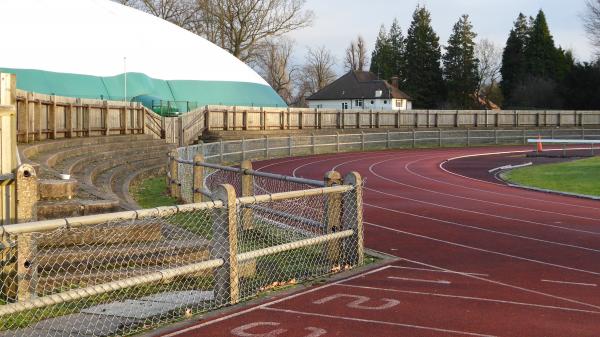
[{"left": 0, "top": 0, "right": 268, "bottom": 85}]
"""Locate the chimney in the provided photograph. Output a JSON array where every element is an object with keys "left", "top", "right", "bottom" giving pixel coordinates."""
[{"left": 390, "top": 76, "right": 399, "bottom": 89}]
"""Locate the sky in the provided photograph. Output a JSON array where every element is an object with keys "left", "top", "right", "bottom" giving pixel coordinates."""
[{"left": 287, "top": 0, "right": 594, "bottom": 74}]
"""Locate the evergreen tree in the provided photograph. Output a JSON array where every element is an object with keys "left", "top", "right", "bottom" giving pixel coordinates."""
[
  {"left": 404, "top": 6, "right": 445, "bottom": 108},
  {"left": 524, "top": 10, "right": 559, "bottom": 79},
  {"left": 443, "top": 14, "right": 479, "bottom": 108},
  {"left": 369, "top": 25, "right": 394, "bottom": 79},
  {"left": 388, "top": 19, "right": 406, "bottom": 82},
  {"left": 500, "top": 13, "right": 529, "bottom": 106}
]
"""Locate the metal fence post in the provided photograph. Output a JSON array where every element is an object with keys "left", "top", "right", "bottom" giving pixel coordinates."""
[
  {"left": 264, "top": 135, "right": 269, "bottom": 159},
  {"left": 522, "top": 129, "right": 526, "bottom": 145},
  {"left": 241, "top": 138, "right": 246, "bottom": 161},
  {"left": 361, "top": 132, "right": 365, "bottom": 151},
  {"left": 336, "top": 132, "right": 340, "bottom": 153},
  {"left": 240, "top": 160, "right": 254, "bottom": 230},
  {"left": 212, "top": 184, "right": 239, "bottom": 305},
  {"left": 288, "top": 135, "right": 293, "bottom": 156},
  {"left": 438, "top": 130, "right": 442, "bottom": 147},
  {"left": 324, "top": 171, "right": 342, "bottom": 265},
  {"left": 386, "top": 130, "right": 391, "bottom": 149},
  {"left": 192, "top": 154, "right": 204, "bottom": 203},
  {"left": 311, "top": 133, "right": 316, "bottom": 155},
  {"left": 169, "top": 150, "right": 180, "bottom": 199},
  {"left": 343, "top": 172, "right": 364, "bottom": 266},
  {"left": 220, "top": 140, "right": 224, "bottom": 163},
  {"left": 494, "top": 129, "right": 499, "bottom": 145},
  {"left": 412, "top": 129, "right": 416, "bottom": 148},
  {"left": 467, "top": 129, "right": 470, "bottom": 147}
]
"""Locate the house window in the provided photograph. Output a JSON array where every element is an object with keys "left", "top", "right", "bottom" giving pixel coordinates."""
[
  {"left": 395, "top": 99, "right": 403, "bottom": 108},
  {"left": 342, "top": 102, "right": 348, "bottom": 109},
  {"left": 355, "top": 99, "right": 363, "bottom": 108}
]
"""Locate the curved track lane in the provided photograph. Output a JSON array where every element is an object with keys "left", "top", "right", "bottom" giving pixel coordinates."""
[{"left": 162, "top": 146, "right": 600, "bottom": 337}]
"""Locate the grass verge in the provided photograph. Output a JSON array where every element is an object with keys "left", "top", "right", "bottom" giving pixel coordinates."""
[
  {"left": 503, "top": 156, "right": 600, "bottom": 197},
  {"left": 130, "top": 177, "right": 178, "bottom": 208}
]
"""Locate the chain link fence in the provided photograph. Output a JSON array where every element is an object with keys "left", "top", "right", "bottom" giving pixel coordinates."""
[{"left": 0, "top": 171, "right": 363, "bottom": 336}]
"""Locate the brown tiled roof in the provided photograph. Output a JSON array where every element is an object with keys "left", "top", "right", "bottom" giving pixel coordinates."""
[{"left": 307, "top": 71, "right": 411, "bottom": 101}]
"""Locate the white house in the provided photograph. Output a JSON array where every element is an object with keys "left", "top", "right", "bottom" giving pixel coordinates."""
[{"left": 307, "top": 71, "right": 412, "bottom": 110}]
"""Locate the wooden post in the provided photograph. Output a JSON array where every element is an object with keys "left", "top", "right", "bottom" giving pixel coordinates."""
[
  {"left": 17, "top": 233, "right": 37, "bottom": 301},
  {"left": 286, "top": 108, "right": 291, "bottom": 130},
  {"left": 103, "top": 100, "right": 110, "bottom": 135},
  {"left": 120, "top": 106, "right": 127, "bottom": 135},
  {"left": 65, "top": 103, "right": 74, "bottom": 138},
  {"left": 0, "top": 73, "right": 17, "bottom": 225},
  {"left": 324, "top": 171, "right": 342, "bottom": 265},
  {"left": 318, "top": 109, "right": 323, "bottom": 129},
  {"left": 343, "top": 172, "right": 364, "bottom": 266},
  {"left": 514, "top": 110, "right": 518, "bottom": 127},
  {"left": 35, "top": 97, "right": 42, "bottom": 141},
  {"left": 356, "top": 111, "right": 361, "bottom": 129},
  {"left": 75, "top": 98, "right": 82, "bottom": 137},
  {"left": 169, "top": 150, "right": 180, "bottom": 199},
  {"left": 299, "top": 111, "right": 303, "bottom": 130},
  {"left": 212, "top": 184, "right": 239, "bottom": 305},
  {"left": 260, "top": 107, "right": 266, "bottom": 130},
  {"left": 17, "top": 93, "right": 30, "bottom": 143},
  {"left": 375, "top": 111, "right": 380, "bottom": 128},
  {"left": 49, "top": 95, "right": 57, "bottom": 139},
  {"left": 242, "top": 109, "right": 248, "bottom": 131},
  {"left": 84, "top": 104, "right": 92, "bottom": 137},
  {"left": 396, "top": 111, "right": 401, "bottom": 128},
  {"left": 455, "top": 110, "right": 459, "bottom": 127},
  {"left": 240, "top": 160, "right": 254, "bottom": 230},
  {"left": 192, "top": 154, "right": 204, "bottom": 203}
]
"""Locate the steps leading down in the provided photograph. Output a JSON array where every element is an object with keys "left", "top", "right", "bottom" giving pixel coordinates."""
[{"left": 19, "top": 134, "right": 175, "bottom": 220}]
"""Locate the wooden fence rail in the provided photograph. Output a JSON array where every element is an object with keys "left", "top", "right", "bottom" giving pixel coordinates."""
[{"left": 13, "top": 89, "right": 600, "bottom": 147}]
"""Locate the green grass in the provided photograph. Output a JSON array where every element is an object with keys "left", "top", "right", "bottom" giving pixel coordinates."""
[
  {"left": 504, "top": 156, "right": 600, "bottom": 197},
  {"left": 130, "top": 177, "right": 178, "bottom": 208}
]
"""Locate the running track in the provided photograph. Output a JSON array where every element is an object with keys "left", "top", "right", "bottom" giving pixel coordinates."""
[{"left": 160, "top": 146, "right": 600, "bottom": 337}]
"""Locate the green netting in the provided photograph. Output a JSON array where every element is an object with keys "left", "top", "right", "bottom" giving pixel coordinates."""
[{"left": 0, "top": 68, "right": 286, "bottom": 110}]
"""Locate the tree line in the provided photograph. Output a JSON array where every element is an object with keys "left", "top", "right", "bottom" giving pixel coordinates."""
[{"left": 118, "top": 0, "right": 600, "bottom": 109}]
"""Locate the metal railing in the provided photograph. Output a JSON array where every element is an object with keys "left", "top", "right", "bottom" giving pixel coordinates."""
[
  {"left": 176, "top": 128, "right": 600, "bottom": 167},
  {"left": 0, "top": 173, "right": 363, "bottom": 336}
]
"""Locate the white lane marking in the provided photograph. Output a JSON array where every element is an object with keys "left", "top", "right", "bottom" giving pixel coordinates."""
[
  {"left": 365, "top": 221, "right": 600, "bottom": 279},
  {"left": 436, "top": 148, "right": 600, "bottom": 211},
  {"left": 364, "top": 199, "right": 600, "bottom": 252},
  {"left": 337, "top": 284, "right": 600, "bottom": 315},
  {"left": 388, "top": 276, "right": 451, "bottom": 284},
  {"left": 366, "top": 166, "right": 600, "bottom": 237},
  {"left": 541, "top": 279, "right": 598, "bottom": 287},
  {"left": 388, "top": 266, "right": 489, "bottom": 277},
  {"left": 391, "top": 156, "right": 600, "bottom": 222},
  {"left": 313, "top": 293, "right": 400, "bottom": 310},
  {"left": 161, "top": 265, "right": 392, "bottom": 336},
  {"left": 380, "top": 228, "right": 600, "bottom": 312},
  {"left": 260, "top": 307, "right": 497, "bottom": 337}
]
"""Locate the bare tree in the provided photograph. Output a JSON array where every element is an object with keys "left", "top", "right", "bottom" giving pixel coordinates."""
[
  {"left": 255, "top": 38, "right": 296, "bottom": 103},
  {"left": 583, "top": 0, "right": 600, "bottom": 53},
  {"left": 115, "top": 0, "right": 203, "bottom": 32},
  {"left": 116, "top": 0, "right": 313, "bottom": 62},
  {"left": 344, "top": 36, "right": 369, "bottom": 71},
  {"left": 475, "top": 39, "right": 502, "bottom": 104},
  {"left": 293, "top": 46, "right": 337, "bottom": 106},
  {"left": 199, "top": 0, "right": 314, "bottom": 62}
]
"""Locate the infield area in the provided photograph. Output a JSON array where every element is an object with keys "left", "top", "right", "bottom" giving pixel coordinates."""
[{"left": 157, "top": 146, "right": 600, "bottom": 337}]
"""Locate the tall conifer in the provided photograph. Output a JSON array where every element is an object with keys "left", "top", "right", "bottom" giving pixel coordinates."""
[
  {"left": 500, "top": 13, "right": 529, "bottom": 106},
  {"left": 404, "top": 6, "right": 445, "bottom": 108},
  {"left": 443, "top": 14, "right": 479, "bottom": 108}
]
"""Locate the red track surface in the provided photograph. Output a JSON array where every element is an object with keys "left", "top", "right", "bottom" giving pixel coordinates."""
[{"left": 161, "top": 146, "right": 600, "bottom": 337}]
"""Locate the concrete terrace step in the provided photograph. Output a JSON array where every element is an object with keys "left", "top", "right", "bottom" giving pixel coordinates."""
[
  {"left": 92, "top": 157, "right": 166, "bottom": 200},
  {"left": 41, "top": 138, "right": 169, "bottom": 169},
  {"left": 38, "top": 179, "right": 78, "bottom": 200},
  {"left": 64, "top": 143, "right": 173, "bottom": 176},
  {"left": 21, "top": 134, "right": 155, "bottom": 160}
]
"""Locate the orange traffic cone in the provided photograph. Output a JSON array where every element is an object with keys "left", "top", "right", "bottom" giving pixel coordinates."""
[{"left": 537, "top": 135, "right": 543, "bottom": 153}]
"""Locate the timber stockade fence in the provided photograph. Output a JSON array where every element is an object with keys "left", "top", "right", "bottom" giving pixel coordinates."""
[
  {"left": 0, "top": 167, "right": 363, "bottom": 336},
  {"left": 12, "top": 88, "right": 600, "bottom": 148}
]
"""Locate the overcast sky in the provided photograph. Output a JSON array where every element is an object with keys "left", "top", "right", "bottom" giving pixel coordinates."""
[{"left": 287, "top": 0, "right": 593, "bottom": 74}]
